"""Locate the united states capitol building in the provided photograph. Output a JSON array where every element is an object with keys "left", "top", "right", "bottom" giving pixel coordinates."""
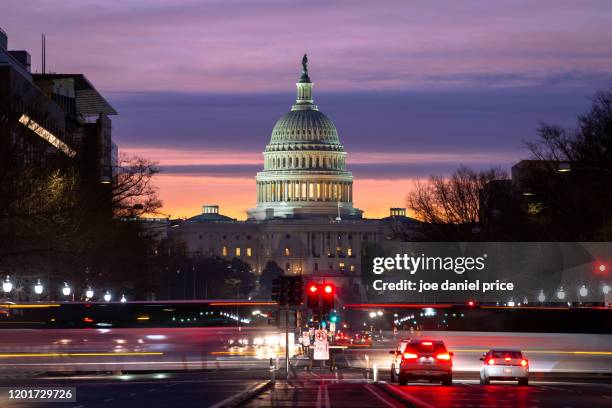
[{"left": 170, "top": 56, "right": 418, "bottom": 295}]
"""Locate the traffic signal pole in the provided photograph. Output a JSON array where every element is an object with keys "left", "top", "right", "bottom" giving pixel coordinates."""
[{"left": 285, "top": 305, "right": 289, "bottom": 380}]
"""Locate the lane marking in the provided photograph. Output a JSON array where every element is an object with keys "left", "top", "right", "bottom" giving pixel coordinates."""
[
  {"left": 364, "top": 384, "right": 402, "bottom": 408},
  {"left": 209, "top": 381, "right": 269, "bottom": 408},
  {"left": 323, "top": 382, "right": 330, "bottom": 408},
  {"left": 386, "top": 384, "right": 437, "bottom": 408},
  {"left": 316, "top": 383, "right": 322, "bottom": 408}
]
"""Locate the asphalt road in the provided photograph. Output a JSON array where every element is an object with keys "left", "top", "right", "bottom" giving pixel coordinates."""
[
  {"left": 0, "top": 370, "right": 266, "bottom": 408},
  {"left": 0, "top": 328, "right": 611, "bottom": 407},
  {"left": 0, "top": 367, "right": 611, "bottom": 407}
]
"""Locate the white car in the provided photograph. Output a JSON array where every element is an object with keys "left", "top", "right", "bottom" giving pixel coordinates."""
[{"left": 480, "top": 349, "right": 529, "bottom": 385}]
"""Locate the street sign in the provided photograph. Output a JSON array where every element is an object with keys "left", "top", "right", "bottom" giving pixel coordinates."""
[
  {"left": 313, "top": 340, "right": 329, "bottom": 360},
  {"left": 315, "top": 329, "right": 327, "bottom": 342},
  {"left": 302, "top": 332, "right": 310, "bottom": 347}
]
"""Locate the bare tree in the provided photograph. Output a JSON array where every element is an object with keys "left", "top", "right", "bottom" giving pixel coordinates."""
[
  {"left": 112, "top": 155, "right": 162, "bottom": 217},
  {"left": 408, "top": 165, "right": 508, "bottom": 226}
]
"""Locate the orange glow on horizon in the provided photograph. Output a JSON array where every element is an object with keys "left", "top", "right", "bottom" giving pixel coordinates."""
[{"left": 154, "top": 173, "right": 418, "bottom": 220}]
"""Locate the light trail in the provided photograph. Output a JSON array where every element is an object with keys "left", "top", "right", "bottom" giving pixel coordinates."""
[{"left": 0, "top": 352, "right": 164, "bottom": 358}]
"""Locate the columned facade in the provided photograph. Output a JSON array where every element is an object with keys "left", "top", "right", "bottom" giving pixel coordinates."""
[{"left": 248, "top": 55, "right": 362, "bottom": 220}]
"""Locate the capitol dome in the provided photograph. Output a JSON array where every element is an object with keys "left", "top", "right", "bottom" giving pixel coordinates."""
[
  {"left": 268, "top": 110, "right": 342, "bottom": 148},
  {"left": 248, "top": 55, "right": 362, "bottom": 220}
]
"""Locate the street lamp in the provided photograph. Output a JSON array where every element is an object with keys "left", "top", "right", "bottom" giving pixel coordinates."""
[
  {"left": 103, "top": 291, "right": 111, "bottom": 302},
  {"left": 507, "top": 298, "right": 515, "bottom": 307},
  {"left": 556, "top": 287, "right": 565, "bottom": 300},
  {"left": 85, "top": 287, "right": 94, "bottom": 299},
  {"left": 34, "top": 279, "right": 43, "bottom": 295},
  {"left": 537, "top": 290, "right": 546, "bottom": 303},
  {"left": 579, "top": 285, "right": 588, "bottom": 298},
  {"left": 2, "top": 276, "right": 13, "bottom": 293},
  {"left": 62, "top": 283, "right": 71, "bottom": 297},
  {"left": 120, "top": 294, "right": 127, "bottom": 303},
  {"left": 602, "top": 284, "right": 610, "bottom": 295}
]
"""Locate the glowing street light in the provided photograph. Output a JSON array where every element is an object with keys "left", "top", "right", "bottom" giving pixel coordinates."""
[
  {"left": 556, "top": 287, "right": 565, "bottom": 300},
  {"left": 85, "top": 287, "right": 94, "bottom": 299},
  {"left": 34, "top": 279, "right": 44, "bottom": 295},
  {"left": 2, "top": 276, "right": 13, "bottom": 293},
  {"left": 507, "top": 299, "right": 515, "bottom": 307},
  {"left": 579, "top": 285, "right": 588, "bottom": 298},
  {"left": 62, "top": 283, "right": 71, "bottom": 297},
  {"left": 103, "top": 291, "right": 112, "bottom": 302},
  {"left": 538, "top": 290, "right": 546, "bottom": 303},
  {"left": 120, "top": 294, "right": 127, "bottom": 303},
  {"left": 603, "top": 284, "right": 611, "bottom": 295},
  {"left": 369, "top": 311, "right": 377, "bottom": 318},
  {"left": 376, "top": 310, "right": 383, "bottom": 316}
]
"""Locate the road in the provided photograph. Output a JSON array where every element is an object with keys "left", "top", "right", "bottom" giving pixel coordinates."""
[
  {"left": 2, "top": 368, "right": 610, "bottom": 408},
  {"left": 0, "top": 328, "right": 611, "bottom": 406},
  {"left": 1, "top": 328, "right": 611, "bottom": 374},
  {"left": 0, "top": 370, "right": 266, "bottom": 408}
]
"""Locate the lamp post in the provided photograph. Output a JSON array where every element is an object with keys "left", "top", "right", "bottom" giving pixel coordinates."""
[
  {"left": 603, "top": 284, "right": 611, "bottom": 295},
  {"left": 85, "top": 287, "right": 94, "bottom": 299},
  {"left": 104, "top": 291, "right": 112, "bottom": 302},
  {"left": 120, "top": 294, "right": 127, "bottom": 303},
  {"left": 579, "top": 285, "right": 588, "bottom": 298},
  {"left": 2, "top": 275, "right": 13, "bottom": 294},
  {"left": 34, "top": 279, "right": 43, "bottom": 299},
  {"left": 556, "top": 287, "right": 566, "bottom": 300},
  {"left": 537, "top": 290, "right": 546, "bottom": 303}
]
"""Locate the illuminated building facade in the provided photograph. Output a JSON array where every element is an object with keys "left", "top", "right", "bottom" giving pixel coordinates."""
[
  {"left": 248, "top": 55, "right": 362, "bottom": 220},
  {"left": 170, "top": 57, "right": 420, "bottom": 300}
]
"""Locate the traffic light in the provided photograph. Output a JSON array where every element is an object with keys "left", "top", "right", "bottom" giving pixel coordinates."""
[
  {"left": 286, "top": 276, "right": 303, "bottom": 306},
  {"left": 307, "top": 282, "right": 319, "bottom": 308},
  {"left": 322, "top": 283, "right": 335, "bottom": 311},
  {"left": 272, "top": 276, "right": 303, "bottom": 306},
  {"left": 466, "top": 299, "right": 477, "bottom": 308}
]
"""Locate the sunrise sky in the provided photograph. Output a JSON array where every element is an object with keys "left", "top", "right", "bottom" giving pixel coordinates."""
[{"left": 4, "top": 1, "right": 612, "bottom": 219}]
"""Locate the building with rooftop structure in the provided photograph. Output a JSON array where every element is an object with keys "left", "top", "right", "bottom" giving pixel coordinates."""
[{"left": 169, "top": 56, "right": 421, "bottom": 301}]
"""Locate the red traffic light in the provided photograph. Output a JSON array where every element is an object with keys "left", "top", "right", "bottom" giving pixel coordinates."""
[
  {"left": 324, "top": 284, "right": 334, "bottom": 294},
  {"left": 466, "top": 299, "right": 476, "bottom": 307},
  {"left": 595, "top": 262, "right": 608, "bottom": 275}
]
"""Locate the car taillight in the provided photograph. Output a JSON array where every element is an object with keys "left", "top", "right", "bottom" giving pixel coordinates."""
[
  {"left": 403, "top": 352, "right": 418, "bottom": 359},
  {"left": 504, "top": 357, "right": 512, "bottom": 362},
  {"left": 487, "top": 358, "right": 495, "bottom": 365},
  {"left": 422, "top": 341, "right": 433, "bottom": 346},
  {"left": 520, "top": 359, "right": 528, "bottom": 367},
  {"left": 436, "top": 353, "right": 451, "bottom": 361}
]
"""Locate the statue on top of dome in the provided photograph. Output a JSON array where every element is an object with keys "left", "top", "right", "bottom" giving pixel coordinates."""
[{"left": 300, "top": 53, "right": 311, "bottom": 83}]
